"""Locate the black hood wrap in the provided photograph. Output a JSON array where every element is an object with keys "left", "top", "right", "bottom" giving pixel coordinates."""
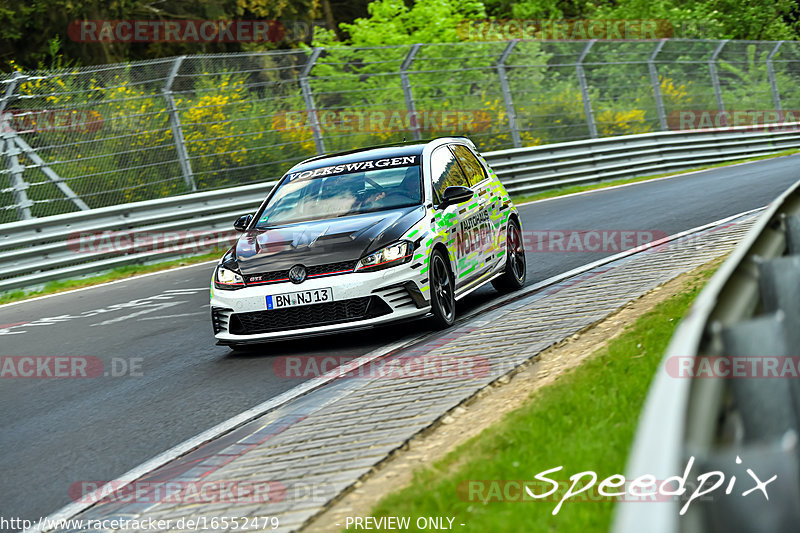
[{"left": 234, "top": 205, "right": 426, "bottom": 275}]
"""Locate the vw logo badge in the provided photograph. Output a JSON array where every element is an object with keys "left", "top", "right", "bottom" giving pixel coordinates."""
[{"left": 288, "top": 264, "right": 307, "bottom": 284}]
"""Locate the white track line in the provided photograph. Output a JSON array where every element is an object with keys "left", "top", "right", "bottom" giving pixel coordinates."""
[
  {"left": 22, "top": 206, "right": 764, "bottom": 533},
  {"left": 0, "top": 260, "right": 218, "bottom": 310}
]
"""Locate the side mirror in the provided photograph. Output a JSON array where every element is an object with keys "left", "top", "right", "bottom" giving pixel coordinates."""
[
  {"left": 233, "top": 214, "right": 253, "bottom": 232},
  {"left": 439, "top": 186, "right": 474, "bottom": 207}
]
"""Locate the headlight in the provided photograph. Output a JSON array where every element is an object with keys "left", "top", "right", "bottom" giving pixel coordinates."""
[
  {"left": 356, "top": 241, "right": 413, "bottom": 272},
  {"left": 215, "top": 264, "right": 245, "bottom": 289}
]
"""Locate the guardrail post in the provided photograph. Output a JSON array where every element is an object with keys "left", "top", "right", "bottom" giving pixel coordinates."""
[
  {"left": 767, "top": 41, "right": 784, "bottom": 115},
  {"left": 163, "top": 56, "right": 196, "bottom": 192},
  {"left": 0, "top": 73, "right": 20, "bottom": 164},
  {"left": 0, "top": 74, "right": 33, "bottom": 220},
  {"left": 400, "top": 44, "right": 422, "bottom": 141},
  {"left": 649, "top": 39, "right": 668, "bottom": 131},
  {"left": 576, "top": 40, "right": 597, "bottom": 139},
  {"left": 300, "top": 47, "right": 325, "bottom": 155},
  {"left": 0, "top": 72, "right": 20, "bottom": 118},
  {"left": 3, "top": 138, "right": 33, "bottom": 220},
  {"left": 709, "top": 40, "right": 728, "bottom": 126},
  {"left": 497, "top": 40, "right": 522, "bottom": 148}
]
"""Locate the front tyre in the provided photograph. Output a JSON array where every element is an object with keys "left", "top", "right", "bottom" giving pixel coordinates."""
[
  {"left": 492, "top": 218, "right": 526, "bottom": 292},
  {"left": 429, "top": 249, "right": 456, "bottom": 329}
]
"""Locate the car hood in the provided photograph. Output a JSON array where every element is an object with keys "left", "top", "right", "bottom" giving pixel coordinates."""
[{"left": 235, "top": 205, "right": 426, "bottom": 275}]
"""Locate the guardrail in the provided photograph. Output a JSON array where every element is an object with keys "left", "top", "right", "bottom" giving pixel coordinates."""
[
  {"left": 2, "top": 123, "right": 799, "bottom": 293},
  {"left": 613, "top": 178, "right": 800, "bottom": 533},
  {"left": 7, "top": 39, "right": 800, "bottom": 222}
]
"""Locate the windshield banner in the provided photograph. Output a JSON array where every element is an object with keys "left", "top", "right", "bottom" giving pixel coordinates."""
[{"left": 286, "top": 155, "right": 418, "bottom": 181}]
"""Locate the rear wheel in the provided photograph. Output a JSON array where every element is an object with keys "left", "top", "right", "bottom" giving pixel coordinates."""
[
  {"left": 492, "top": 218, "right": 526, "bottom": 292},
  {"left": 429, "top": 249, "right": 456, "bottom": 329}
]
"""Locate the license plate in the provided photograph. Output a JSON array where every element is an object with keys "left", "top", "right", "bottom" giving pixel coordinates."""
[{"left": 266, "top": 288, "right": 333, "bottom": 310}]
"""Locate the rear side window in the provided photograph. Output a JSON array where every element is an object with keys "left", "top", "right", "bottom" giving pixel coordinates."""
[
  {"left": 430, "top": 146, "right": 468, "bottom": 202},
  {"left": 451, "top": 145, "right": 487, "bottom": 187}
]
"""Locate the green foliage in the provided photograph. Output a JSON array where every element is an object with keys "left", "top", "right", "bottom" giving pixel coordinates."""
[
  {"left": 335, "top": 0, "right": 487, "bottom": 46},
  {"left": 591, "top": 0, "right": 798, "bottom": 41}
]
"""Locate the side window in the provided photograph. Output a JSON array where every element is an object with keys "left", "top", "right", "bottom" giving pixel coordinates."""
[
  {"left": 451, "top": 145, "right": 487, "bottom": 187},
  {"left": 430, "top": 146, "right": 468, "bottom": 202}
]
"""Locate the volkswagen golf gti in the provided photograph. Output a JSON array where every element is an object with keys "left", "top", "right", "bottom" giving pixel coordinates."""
[{"left": 210, "top": 137, "right": 526, "bottom": 347}]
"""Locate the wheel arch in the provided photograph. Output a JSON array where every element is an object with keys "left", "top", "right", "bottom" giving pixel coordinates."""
[{"left": 431, "top": 241, "right": 455, "bottom": 280}]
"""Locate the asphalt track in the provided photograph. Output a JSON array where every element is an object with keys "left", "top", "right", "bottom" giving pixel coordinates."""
[{"left": 2, "top": 154, "right": 799, "bottom": 526}]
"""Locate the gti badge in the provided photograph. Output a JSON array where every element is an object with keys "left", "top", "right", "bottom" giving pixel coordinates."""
[{"left": 289, "top": 264, "right": 307, "bottom": 284}]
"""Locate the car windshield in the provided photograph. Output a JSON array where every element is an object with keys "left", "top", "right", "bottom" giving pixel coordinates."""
[{"left": 256, "top": 159, "right": 422, "bottom": 227}]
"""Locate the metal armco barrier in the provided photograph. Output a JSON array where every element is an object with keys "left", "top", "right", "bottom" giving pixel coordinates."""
[
  {"left": 5, "top": 39, "right": 800, "bottom": 222},
  {"left": 0, "top": 181, "right": 274, "bottom": 292},
  {"left": 1, "top": 123, "right": 799, "bottom": 293},
  {"left": 614, "top": 178, "right": 800, "bottom": 533}
]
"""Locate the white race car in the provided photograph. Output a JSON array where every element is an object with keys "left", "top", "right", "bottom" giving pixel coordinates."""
[{"left": 211, "top": 137, "right": 526, "bottom": 348}]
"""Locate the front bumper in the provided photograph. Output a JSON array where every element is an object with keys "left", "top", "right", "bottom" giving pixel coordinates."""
[{"left": 211, "top": 266, "right": 430, "bottom": 343}]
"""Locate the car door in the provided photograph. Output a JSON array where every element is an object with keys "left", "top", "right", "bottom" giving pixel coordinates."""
[
  {"left": 429, "top": 144, "right": 491, "bottom": 289},
  {"left": 450, "top": 143, "right": 501, "bottom": 270}
]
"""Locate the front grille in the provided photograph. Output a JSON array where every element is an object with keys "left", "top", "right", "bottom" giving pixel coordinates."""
[
  {"left": 307, "top": 260, "right": 357, "bottom": 277},
  {"left": 244, "top": 260, "right": 357, "bottom": 286},
  {"left": 229, "top": 296, "right": 391, "bottom": 335}
]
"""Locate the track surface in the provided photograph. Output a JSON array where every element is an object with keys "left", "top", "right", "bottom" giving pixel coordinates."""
[{"left": 2, "top": 155, "right": 798, "bottom": 525}]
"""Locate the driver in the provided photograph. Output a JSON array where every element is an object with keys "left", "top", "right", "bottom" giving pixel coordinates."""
[{"left": 359, "top": 167, "right": 421, "bottom": 209}]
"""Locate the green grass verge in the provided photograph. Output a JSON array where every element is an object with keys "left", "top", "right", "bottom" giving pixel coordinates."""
[
  {"left": 0, "top": 250, "right": 223, "bottom": 305},
  {"left": 366, "top": 262, "right": 718, "bottom": 532},
  {"left": 512, "top": 149, "right": 800, "bottom": 204}
]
